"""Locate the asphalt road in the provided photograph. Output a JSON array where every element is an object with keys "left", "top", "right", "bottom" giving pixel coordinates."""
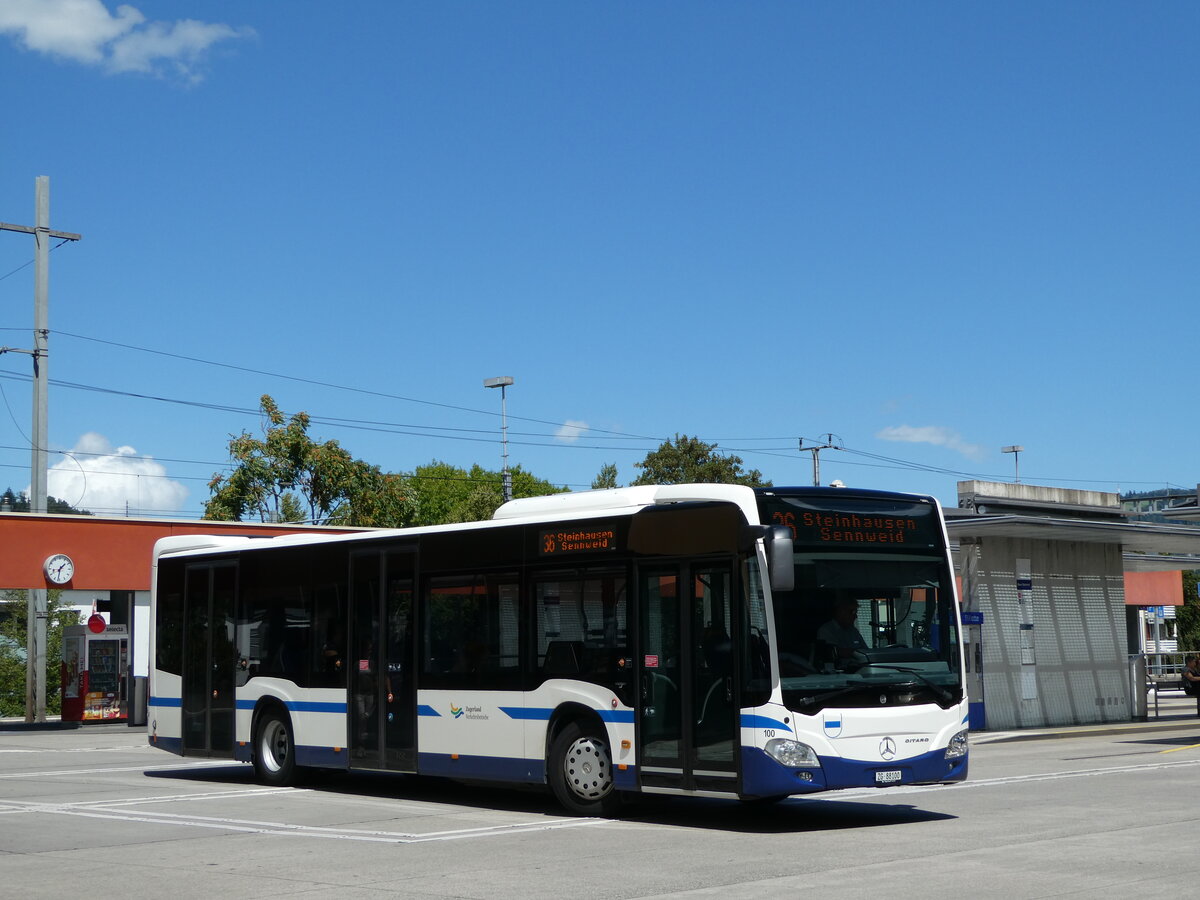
[{"left": 2, "top": 719, "right": 1199, "bottom": 899}]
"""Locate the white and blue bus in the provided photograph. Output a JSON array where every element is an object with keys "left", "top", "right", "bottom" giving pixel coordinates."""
[{"left": 147, "top": 484, "right": 967, "bottom": 814}]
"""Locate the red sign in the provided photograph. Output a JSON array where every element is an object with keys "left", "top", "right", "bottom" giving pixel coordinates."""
[
  {"left": 87, "top": 614, "right": 106, "bottom": 634},
  {"left": 644, "top": 655, "right": 659, "bottom": 668}
]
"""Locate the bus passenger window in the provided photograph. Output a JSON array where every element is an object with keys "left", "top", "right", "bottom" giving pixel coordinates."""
[
  {"left": 534, "top": 571, "right": 628, "bottom": 694},
  {"left": 421, "top": 573, "right": 520, "bottom": 689}
]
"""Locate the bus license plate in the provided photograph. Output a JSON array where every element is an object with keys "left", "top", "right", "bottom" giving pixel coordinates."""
[{"left": 875, "top": 770, "right": 902, "bottom": 785}]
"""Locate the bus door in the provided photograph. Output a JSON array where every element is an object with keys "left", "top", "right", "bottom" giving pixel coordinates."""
[
  {"left": 349, "top": 546, "right": 416, "bottom": 770},
  {"left": 637, "top": 562, "right": 739, "bottom": 794},
  {"left": 180, "top": 562, "right": 237, "bottom": 756}
]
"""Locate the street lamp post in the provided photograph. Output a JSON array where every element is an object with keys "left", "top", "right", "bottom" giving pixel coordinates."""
[
  {"left": 1002, "top": 445, "right": 1023, "bottom": 483},
  {"left": 484, "top": 376, "right": 514, "bottom": 502}
]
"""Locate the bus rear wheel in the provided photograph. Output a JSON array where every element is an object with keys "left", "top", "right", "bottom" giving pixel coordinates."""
[
  {"left": 254, "top": 707, "right": 297, "bottom": 786},
  {"left": 549, "top": 720, "right": 621, "bottom": 817}
]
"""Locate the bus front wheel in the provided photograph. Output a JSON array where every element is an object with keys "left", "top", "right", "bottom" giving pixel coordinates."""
[
  {"left": 549, "top": 720, "right": 621, "bottom": 817},
  {"left": 254, "top": 707, "right": 297, "bottom": 786}
]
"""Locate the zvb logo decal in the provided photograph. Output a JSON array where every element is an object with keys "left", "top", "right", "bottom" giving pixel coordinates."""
[
  {"left": 450, "top": 704, "right": 464, "bottom": 719},
  {"left": 879, "top": 737, "right": 897, "bottom": 761}
]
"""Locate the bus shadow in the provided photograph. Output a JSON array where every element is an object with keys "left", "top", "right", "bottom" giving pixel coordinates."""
[
  {"left": 1122, "top": 734, "right": 1200, "bottom": 748},
  {"left": 145, "top": 764, "right": 567, "bottom": 815},
  {"left": 617, "top": 795, "right": 956, "bottom": 833},
  {"left": 144, "top": 764, "right": 259, "bottom": 784},
  {"left": 144, "top": 766, "right": 955, "bottom": 832},
  {"left": 1060, "top": 733, "right": 1200, "bottom": 762}
]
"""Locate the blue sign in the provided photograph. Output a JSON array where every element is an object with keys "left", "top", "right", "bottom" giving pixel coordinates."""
[{"left": 961, "top": 611, "right": 984, "bottom": 625}]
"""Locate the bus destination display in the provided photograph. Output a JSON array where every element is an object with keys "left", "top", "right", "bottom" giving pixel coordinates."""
[
  {"left": 539, "top": 527, "right": 618, "bottom": 555},
  {"left": 758, "top": 494, "right": 938, "bottom": 548},
  {"left": 776, "top": 510, "right": 918, "bottom": 545}
]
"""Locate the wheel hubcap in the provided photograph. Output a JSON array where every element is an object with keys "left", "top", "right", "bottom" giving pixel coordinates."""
[
  {"left": 262, "top": 720, "right": 288, "bottom": 772},
  {"left": 565, "top": 736, "right": 612, "bottom": 800}
]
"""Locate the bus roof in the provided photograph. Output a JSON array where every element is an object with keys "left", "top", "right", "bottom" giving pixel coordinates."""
[
  {"left": 152, "top": 484, "right": 936, "bottom": 561},
  {"left": 492, "top": 484, "right": 761, "bottom": 523}
]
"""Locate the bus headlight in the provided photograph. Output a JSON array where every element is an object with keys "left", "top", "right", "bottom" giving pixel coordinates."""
[
  {"left": 765, "top": 738, "right": 820, "bottom": 768},
  {"left": 944, "top": 729, "right": 968, "bottom": 759}
]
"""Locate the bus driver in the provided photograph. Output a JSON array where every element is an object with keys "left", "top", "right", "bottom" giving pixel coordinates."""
[{"left": 817, "top": 598, "right": 867, "bottom": 660}]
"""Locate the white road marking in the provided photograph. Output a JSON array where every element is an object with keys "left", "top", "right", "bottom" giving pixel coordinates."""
[
  {"left": 0, "top": 745, "right": 155, "bottom": 754},
  {"left": 0, "top": 791, "right": 610, "bottom": 843},
  {"left": 0, "top": 759, "right": 234, "bottom": 778},
  {"left": 813, "top": 756, "right": 1200, "bottom": 801},
  {"left": 8, "top": 749, "right": 1198, "bottom": 843}
]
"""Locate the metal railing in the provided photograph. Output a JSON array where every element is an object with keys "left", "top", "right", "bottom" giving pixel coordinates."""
[
  {"left": 1133, "top": 650, "right": 1199, "bottom": 719},
  {"left": 1146, "top": 650, "right": 1199, "bottom": 685}
]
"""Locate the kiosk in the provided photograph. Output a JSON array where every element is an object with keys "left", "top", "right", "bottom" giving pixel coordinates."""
[{"left": 61, "top": 619, "right": 128, "bottom": 722}]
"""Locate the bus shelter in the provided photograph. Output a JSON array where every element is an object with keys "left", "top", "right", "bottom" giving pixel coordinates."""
[{"left": 948, "top": 481, "right": 1200, "bottom": 731}]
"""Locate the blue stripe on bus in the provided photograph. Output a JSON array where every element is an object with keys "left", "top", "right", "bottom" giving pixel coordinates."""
[
  {"left": 740, "top": 713, "right": 793, "bottom": 733},
  {"left": 417, "top": 705, "right": 441, "bottom": 717},
  {"left": 149, "top": 696, "right": 181, "bottom": 708},
  {"left": 287, "top": 701, "right": 347, "bottom": 713},
  {"left": 232, "top": 699, "right": 347, "bottom": 714},
  {"left": 499, "top": 707, "right": 635, "bottom": 724},
  {"left": 598, "top": 709, "right": 635, "bottom": 723},
  {"left": 499, "top": 706, "right": 547, "bottom": 720}
]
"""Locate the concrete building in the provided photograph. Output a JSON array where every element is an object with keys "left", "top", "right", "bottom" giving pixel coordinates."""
[{"left": 948, "top": 481, "right": 1200, "bottom": 731}]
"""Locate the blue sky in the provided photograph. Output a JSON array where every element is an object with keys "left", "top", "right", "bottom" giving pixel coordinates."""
[{"left": 0, "top": 1, "right": 1197, "bottom": 518}]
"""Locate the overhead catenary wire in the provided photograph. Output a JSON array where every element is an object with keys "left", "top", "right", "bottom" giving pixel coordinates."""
[
  {"left": 0, "top": 331, "right": 1186, "bottom": 495},
  {"left": 50, "top": 330, "right": 665, "bottom": 441}
]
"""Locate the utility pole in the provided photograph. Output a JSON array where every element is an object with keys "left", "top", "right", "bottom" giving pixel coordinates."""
[
  {"left": 0, "top": 177, "right": 81, "bottom": 722},
  {"left": 799, "top": 434, "right": 842, "bottom": 487}
]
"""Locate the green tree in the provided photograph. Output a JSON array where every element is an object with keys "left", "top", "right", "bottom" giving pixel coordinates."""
[
  {"left": 407, "top": 460, "right": 568, "bottom": 526},
  {"left": 1179, "top": 571, "right": 1200, "bottom": 652},
  {"left": 591, "top": 463, "right": 619, "bottom": 490},
  {"left": 0, "top": 589, "right": 81, "bottom": 717},
  {"left": 632, "top": 434, "right": 770, "bottom": 487},
  {"left": 205, "top": 395, "right": 414, "bottom": 527},
  {"left": 1, "top": 488, "right": 92, "bottom": 515}
]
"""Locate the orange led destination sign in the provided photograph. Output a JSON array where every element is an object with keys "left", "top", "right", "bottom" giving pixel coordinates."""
[
  {"left": 540, "top": 527, "right": 618, "bottom": 555},
  {"left": 771, "top": 510, "right": 927, "bottom": 546}
]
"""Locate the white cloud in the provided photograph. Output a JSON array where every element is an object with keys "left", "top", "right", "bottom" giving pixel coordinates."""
[
  {"left": 38, "top": 432, "right": 189, "bottom": 516},
  {"left": 555, "top": 420, "right": 589, "bottom": 443},
  {"left": 0, "top": 0, "right": 253, "bottom": 81},
  {"left": 876, "top": 425, "right": 986, "bottom": 461}
]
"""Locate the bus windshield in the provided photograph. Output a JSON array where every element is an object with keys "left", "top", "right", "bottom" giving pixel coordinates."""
[{"left": 771, "top": 551, "right": 962, "bottom": 712}]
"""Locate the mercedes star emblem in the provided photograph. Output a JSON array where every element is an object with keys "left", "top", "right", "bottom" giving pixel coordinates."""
[{"left": 880, "top": 737, "right": 897, "bottom": 760}]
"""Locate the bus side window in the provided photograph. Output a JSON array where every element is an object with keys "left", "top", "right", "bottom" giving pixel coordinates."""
[
  {"left": 534, "top": 570, "right": 628, "bottom": 691},
  {"left": 311, "top": 590, "right": 346, "bottom": 688},
  {"left": 421, "top": 573, "right": 521, "bottom": 690},
  {"left": 741, "top": 557, "right": 772, "bottom": 706},
  {"left": 155, "top": 559, "right": 185, "bottom": 676},
  {"left": 240, "top": 549, "right": 313, "bottom": 687}
]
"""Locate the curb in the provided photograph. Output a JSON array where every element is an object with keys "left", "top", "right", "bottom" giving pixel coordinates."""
[
  {"left": 976, "top": 716, "right": 1200, "bottom": 744},
  {"left": 0, "top": 719, "right": 135, "bottom": 733}
]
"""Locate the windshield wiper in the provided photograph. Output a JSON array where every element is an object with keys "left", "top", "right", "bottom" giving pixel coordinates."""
[
  {"left": 794, "top": 685, "right": 865, "bottom": 709},
  {"left": 863, "top": 664, "right": 954, "bottom": 703}
]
